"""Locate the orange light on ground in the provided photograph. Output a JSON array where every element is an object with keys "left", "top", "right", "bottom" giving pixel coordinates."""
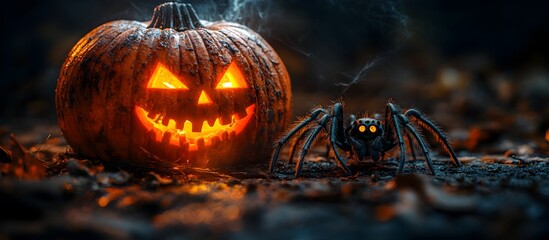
[{"left": 98, "top": 196, "right": 109, "bottom": 207}]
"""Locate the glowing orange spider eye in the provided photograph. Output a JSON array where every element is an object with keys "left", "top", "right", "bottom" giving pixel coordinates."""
[
  {"left": 148, "top": 63, "right": 189, "bottom": 89},
  {"left": 215, "top": 62, "right": 248, "bottom": 89},
  {"left": 358, "top": 125, "right": 366, "bottom": 133},
  {"left": 369, "top": 125, "right": 377, "bottom": 133}
]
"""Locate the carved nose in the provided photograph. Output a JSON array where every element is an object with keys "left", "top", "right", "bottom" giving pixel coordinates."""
[{"left": 197, "top": 90, "right": 212, "bottom": 105}]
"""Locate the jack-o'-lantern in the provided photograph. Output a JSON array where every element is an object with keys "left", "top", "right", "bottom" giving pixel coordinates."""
[{"left": 56, "top": 2, "right": 291, "bottom": 167}]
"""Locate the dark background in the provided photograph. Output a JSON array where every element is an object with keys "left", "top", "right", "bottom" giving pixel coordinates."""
[{"left": 2, "top": 0, "right": 548, "bottom": 143}]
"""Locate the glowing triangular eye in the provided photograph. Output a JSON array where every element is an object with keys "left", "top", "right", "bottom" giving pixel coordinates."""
[
  {"left": 148, "top": 63, "right": 189, "bottom": 89},
  {"left": 215, "top": 62, "right": 248, "bottom": 89}
]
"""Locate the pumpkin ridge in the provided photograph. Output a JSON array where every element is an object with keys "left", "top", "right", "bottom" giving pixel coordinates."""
[
  {"left": 108, "top": 27, "right": 144, "bottom": 161},
  {"left": 65, "top": 26, "right": 138, "bottom": 160},
  {"left": 182, "top": 31, "right": 200, "bottom": 89},
  {"left": 178, "top": 31, "right": 197, "bottom": 87},
  {"left": 65, "top": 25, "right": 123, "bottom": 68},
  {"left": 192, "top": 29, "right": 215, "bottom": 88},
  {"left": 201, "top": 30, "right": 232, "bottom": 66},
  {"left": 91, "top": 27, "right": 142, "bottom": 160},
  {"left": 128, "top": 28, "right": 148, "bottom": 161},
  {"left": 185, "top": 30, "right": 211, "bottom": 100},
  {"left": 223, "top": 27, "right": 282, "bottom": 102},
  {"left": 58, "top": 25, "right": 119, "bottom": 95},
  {"left": 83, "top": 26, "right": 137, "bottom": 65},
  {"left": 196, "top": 29, "right": 221, "bottom": 88},
  {"left": 66, "top": 24, "right": 116, "bottom": 62},
  {"left": 216, "top": 29, "right": 261, "bottom": 97},
  {"left": 219, "top": 29, "right": 268, "bottom": 99}
]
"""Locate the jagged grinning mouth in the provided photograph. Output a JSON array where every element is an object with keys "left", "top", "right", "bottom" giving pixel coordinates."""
[{"left": 135, "top": 104, "right": 255, "bottom": 151}]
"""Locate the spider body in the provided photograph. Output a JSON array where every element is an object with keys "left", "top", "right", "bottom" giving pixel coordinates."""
[
  {"left": 347, "top": 117, "right": 391, "bottom": 162},
  {"left": 270, "top": 102, "right": 461, "bottom": 176}
]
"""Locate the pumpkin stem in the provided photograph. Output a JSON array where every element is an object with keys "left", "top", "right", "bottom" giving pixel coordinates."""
[{"left": 148, "top": 2, "right": 205, "bottom": 31}]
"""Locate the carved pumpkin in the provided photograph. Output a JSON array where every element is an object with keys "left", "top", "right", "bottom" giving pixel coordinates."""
[{"left": 56, "top": 2, "right": 291, "bottom": 167}]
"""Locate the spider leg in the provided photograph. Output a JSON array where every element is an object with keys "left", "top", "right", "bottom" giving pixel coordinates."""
[
  {"left": 331, "top": 103, "right": 349, "bottom": 149},
  {"left": 402, "top": 119, "right": 435, "bottom": 175},
  {"left": 405, "top": 109, "right": 461, "bottom": 167},
  {"left": 295, "top": 115, "right": 330, "bottom": 176},
  {"left": 386, "top": 103, "right": 408, "bottom": 174},
  {"left": 405, "top": 132, "right": 418, "bottom": 161},
  {"left": 330, "top": 103, "right": 352, "bottom": 174},
  {"left": 270, "top": 108, "right": 328, "bottom": 173},
  {"left": 288, "top": 128, "right": 312, "bottom": 164},
  {"left": 329, "top": 138, "right": 352, "bottom": 174}
]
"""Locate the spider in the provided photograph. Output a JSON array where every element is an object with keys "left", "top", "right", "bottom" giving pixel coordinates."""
[{"left": 269, "top": 101, "right": 461, "bottom": 176}]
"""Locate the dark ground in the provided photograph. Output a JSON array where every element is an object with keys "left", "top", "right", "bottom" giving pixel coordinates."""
[{"left": 1, "top": 122, "right": 548, "bottom": 239}]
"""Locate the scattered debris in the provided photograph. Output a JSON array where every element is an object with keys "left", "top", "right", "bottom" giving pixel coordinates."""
[{"left": 0, "top": 135, "right": 46, "bottom": 180}]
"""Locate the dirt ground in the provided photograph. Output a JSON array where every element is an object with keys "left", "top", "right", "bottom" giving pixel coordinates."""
[{"left": 1, "top": 121, "right": 548, "bottom": 239}]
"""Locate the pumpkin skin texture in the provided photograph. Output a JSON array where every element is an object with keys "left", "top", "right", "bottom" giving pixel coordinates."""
[{"left": 56, "top": 2, "right": 292, "bottom": 167}]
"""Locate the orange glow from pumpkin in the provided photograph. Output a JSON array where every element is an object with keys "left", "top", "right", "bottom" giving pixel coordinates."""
[
  {"left": 216, "top": 62, "right": 248, "bottom": 89},
  {"left": 148, "top": 63, "right": 189, "bottom": 89},
  {"left": 135, "top": 104, "right": 255, "bottom": 151},
  {"left": 197, "top": 91, "right": 213, "bottom": 105}
]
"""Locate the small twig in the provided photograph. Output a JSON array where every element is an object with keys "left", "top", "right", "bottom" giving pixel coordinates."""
[
  {"left": 140, "top": 147, "right": 162, "bottom": 162},
  {"left": 32, "top": 134, "right": 52, "bottom": 156},
  {"left": 189, "top": 167, "right": 235, "bottom": 180},
  {"left": 139, "top": 147, "right": 236, "bottom": 180}
]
